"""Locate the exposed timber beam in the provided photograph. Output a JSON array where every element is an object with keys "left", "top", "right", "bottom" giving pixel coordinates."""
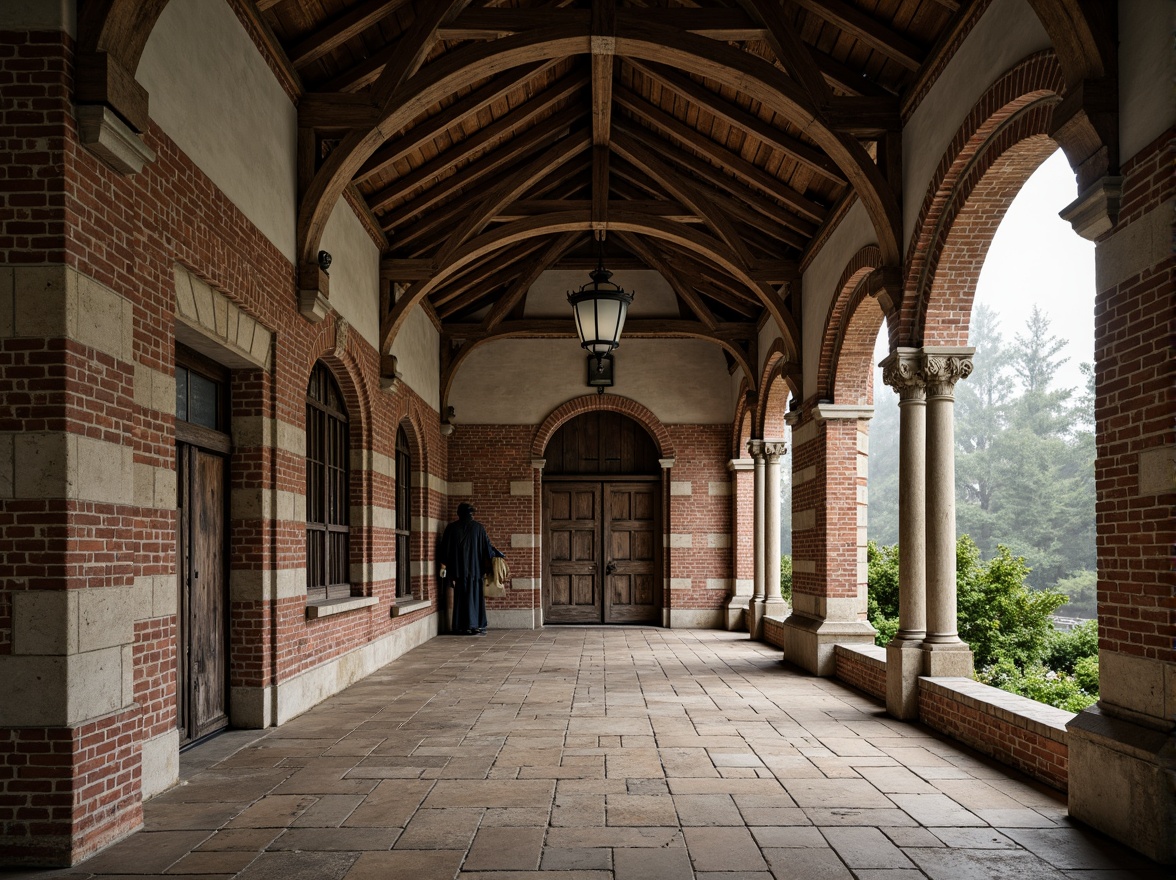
[
  {"left": 613, "top": 231, "right": 717, "bottom": 329},
  {"left": 373, "top": 104, "right": 582, "bottom": 221},
  {"left": 288, "top": 0, "right": 411, "bottom": 70},
  {"left": 736, "top": 0, "right": 831, "bottom": 107},
  {"left": 495, "top": 200, "right": 697, "bottom": 222},
  {"left": 788, "top": 0, "right": 925, "bottom": 72},
  {"left": 438, "top": 8, "right": 767, "bottom": 41},
  {"left": 591, "top": 0, "right": 616, "bottom": 148},
  {"left": 357, "top": 60, "right": 560, "bottom": 182},
  {"left": 626, "top": 60, "right": 845, "bottom": 184},
  {"left": 592, "top": 145, "right": 610, "bottom": 238},
  {"left": 614, "top": 89, "right": 825, "bottom": 226},
  {"left": 481, "top": 232, "right": 582, "bottom": 330}
]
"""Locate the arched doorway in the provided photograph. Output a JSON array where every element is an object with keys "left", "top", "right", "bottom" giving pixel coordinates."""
[{"left": 542, "top": 411, "right": 662, "bottom": 624}]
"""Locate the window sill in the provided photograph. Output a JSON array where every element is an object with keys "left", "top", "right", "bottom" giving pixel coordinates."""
[
  {"left": 305, "top": 595, "right": 379, "bottom": 620},
  {"left": 390, "top": 598, "right": 432, "bottom": 618}
]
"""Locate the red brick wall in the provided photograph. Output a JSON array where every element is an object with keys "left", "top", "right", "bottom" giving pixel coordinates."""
[
  {"left": 1093, "top": 130, "right": 1175, "bottom": 665},
  {"left": 667, "top": 425, "right": 732, "bottom": 613},
  {"left": 918, "top": 681, "right": 1069, "bottom": 792},
  {"left": 833, "top": 646, "right": 886, "bottom": 700},
  {"left": 0, "top": 29, "right": 448, "bottom": 865}
]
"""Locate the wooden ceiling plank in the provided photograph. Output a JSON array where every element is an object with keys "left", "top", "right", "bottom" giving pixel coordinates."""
[
  {"left": 481, "top": 231, "right": 582, "bottom": 330},
  {"left": 437, "top": 129, "right": 592, "bottom": 265},
  {"left": 788, "top": 0, "right": 925, "bottom": 72},
  {"left": 438, "top": 8, "right": 765, "bottom": 40},
  {"left": 610, "top": 126, "right": 756, "bottom": 267},
  {"left": 735, "top": 0, "right": 831, "bottom": 106},
  {"left": 357, "top": 60, "right": 560, "bottom": 182},
  {"left": 432, "top": 239, "right": 546, "bottom": 307},
  {"left": 810, "top": 45, "right": 895, "bottom": 97},
  {"left": 613, "top": 231, "right": 718, "bottom": 329},
  {"left": 614, "top": 88, "right": 825, "bottom": 226},
  {"left": 613, "top": 122, "right": 809, "bottom": 249},
  {"left": 371, "top": 1, "right": 477, "bottom": 108},
  {"left": 372, "top": 102, "right": 583, "bottom": 220},
  {"left": 496, "top": 200, "right": 697, "bottom": 222},
  {"left": 626, "top": 59, "right": 845, "bottom": 184},
  {"left": 289, "top": 0, "right": 412, "bottom": 69}
]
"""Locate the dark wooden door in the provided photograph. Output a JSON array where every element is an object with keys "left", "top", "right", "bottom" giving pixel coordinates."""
[
  {"left": 544, "top": 480, "right": 661, "bottom": 624},
  {"left": 177, "top": 444, "right": 228, "bottom": 743},
  {"left": 603, "top": 483, "right": 660, "bottom": 624},
  {"left": 544, "top": 483, "right": 603, "bottom": 623}
]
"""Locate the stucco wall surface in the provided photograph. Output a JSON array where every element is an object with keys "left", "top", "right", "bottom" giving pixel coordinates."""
[
  {"left": 1119, "top": 0, "right": 1176, "bottom": 162},
  {"left": 902, "top": 0, "right": 1050, "bottom": 250},
  {"left": 799, "top": 202, "right": 877, "bottom": 401},
  {"left": 321, "top": 201, "right": 380, "bottom": 349},
  {"left": 137, "top": 0, "right": 298, "bottom": 260},
  {"left": 389, "top": 305, "right": 442, "bottom": 413},
  {"left": 0, "top": 0, "right": 74, "bottom": 31},
  {"left": 449, "top": 338, "right": 732, "bottom": 425}
]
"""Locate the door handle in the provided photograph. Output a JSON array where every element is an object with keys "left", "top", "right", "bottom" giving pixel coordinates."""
[{"left": 605, "top": 561, "right": 617, "bottom": 575}]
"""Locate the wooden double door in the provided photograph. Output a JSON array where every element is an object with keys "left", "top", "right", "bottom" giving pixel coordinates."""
[{"left": 544, "top": 480, "right": 661, "bottom": 624}]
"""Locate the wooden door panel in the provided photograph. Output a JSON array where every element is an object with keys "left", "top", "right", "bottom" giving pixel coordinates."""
[
  {"left": 190, "top": 450, "right": 227, "bottom": 739},
  {"left": 603, "top": 483, "right": 660, "bottom": 624},
  {"left": 544, "top": 484, "right": 603, "bottom": 623}
]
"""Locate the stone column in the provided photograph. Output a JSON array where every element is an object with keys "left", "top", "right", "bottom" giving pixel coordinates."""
[
  {"left": 762, "top": 441, "right": 789, "bottom": 620},
  {"left": 880, "top": 348, "right": 927, "bottom": 718},
  {"left": 660, "top": 456, "right": 676, "bottom": 628},
  {"left": 725, "top": 457, "right": 755, "bottom": 630},
  {"left": 921, "top": 347, "right": 974, "bottom": 677},
  {"left": 747, "top": 440, "right": 766, "bottom": 638}
]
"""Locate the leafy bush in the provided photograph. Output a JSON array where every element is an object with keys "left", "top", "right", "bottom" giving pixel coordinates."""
[
  {"left": 867, "top": 541, "right": 899, "bottom": 646},
  {"left": 956, "top": 537, "right": 1068, "bottom": 670},
  {"left": 779, "top": 554, "right": 792, "bottom": 603},
  {"left": 977, "top": 658, "right": 1097, "bottom": 713},
  {"left": 1073, "top": 654, "right": 1099, "bottom": 694},
  {"left": 1043, "top": 619, "right": 1098, "bottom": 675}
]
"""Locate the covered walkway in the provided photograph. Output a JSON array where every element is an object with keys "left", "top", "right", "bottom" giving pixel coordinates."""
[{"left": 22, "top": 630, "right": 1157, "bottom": 880}]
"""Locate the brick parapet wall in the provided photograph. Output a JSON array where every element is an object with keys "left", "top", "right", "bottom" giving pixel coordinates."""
[
  {"left": 917, "top": 677, "right": 1070, "bottom": 792},
  {"left": 833, "top": 644, "right": 887, "bottom": 700}
]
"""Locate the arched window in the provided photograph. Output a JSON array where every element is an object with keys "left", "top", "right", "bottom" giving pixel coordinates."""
[
  {"left": 395, "top": 426, "right": 412, "bottom": 599},
  {"left": 306, "top": 362, "right": 350, "bottom": 601}
]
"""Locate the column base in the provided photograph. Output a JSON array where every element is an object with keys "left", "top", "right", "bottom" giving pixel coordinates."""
[
  {"left": 779, "top": 613, "right": 876, "bottom": 676},
  {"left": 725, "top": 596, "right": 750, "bottom": 631},
  {"left": 746, "top": 600, "right": 766, "bottom": 639},
  {"left": 922, "top": 641, "right": 974, "bottom": 678},
  {"left": 885, "top": 639, "right": 924, "bottom": 719},
  {"left": 763, "top": 597, "right": 789, "bottom": 622},
  {"left": 1067, "top": 705, "right": 1176, "bottom": 864}
]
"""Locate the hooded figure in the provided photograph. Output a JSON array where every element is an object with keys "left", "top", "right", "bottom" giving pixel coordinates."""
[{"left": 439, "top": 502, "right": 503, "bottom": 635}]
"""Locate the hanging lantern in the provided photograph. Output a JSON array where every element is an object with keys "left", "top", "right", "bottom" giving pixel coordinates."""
[{"left": 568, "top": 262, "right": 634, "bottom": 372}]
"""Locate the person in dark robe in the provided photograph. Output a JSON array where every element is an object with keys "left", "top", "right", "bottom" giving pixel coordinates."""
[{"left": 438, "top": 502, "right": 503, "bottom": 635}]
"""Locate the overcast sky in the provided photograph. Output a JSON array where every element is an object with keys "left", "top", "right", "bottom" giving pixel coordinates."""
[{"left": 874, "top": 149, "right": 1096, "bottom": 394}]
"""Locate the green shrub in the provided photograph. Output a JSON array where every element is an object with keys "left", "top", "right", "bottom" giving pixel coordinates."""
[
  {"left": 779, "top": 554, "right": 792, "bottom": 603},
  {"left": 1073, "top": 654, "right": 1099, "bottom": 694},
  {"left": 977, "top": 658, "right": 1097, "bottom": 713},
  {"left": 867, "top": 541, "right": 900, "bottom": 646},
  {"left": 1043, "top": 619, "right": 1098, "bottom": 674}
]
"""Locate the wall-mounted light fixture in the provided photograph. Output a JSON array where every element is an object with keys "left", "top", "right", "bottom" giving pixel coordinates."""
[
  {"left": 440, "top": 405, "right": 456, "bottom": 436},
  {"left": 318, "top": 250, "right": 333, "bottom": 274},
  {"left": 587, "top": 353, "right": 614, "bottom": 394}
]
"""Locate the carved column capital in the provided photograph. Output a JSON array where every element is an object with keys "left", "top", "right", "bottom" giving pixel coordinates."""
[
  {"left": 762, "top": 441, "right": 788, "bottom": 461},
  {"left": 747, "top": 439, "right": 765, "bottom": 461},
  {"left": 921, "top": 347, "right": 974, "bottom": 398},
  {"left": 880, "top": 347, "right": 926, "bottom": 402}
]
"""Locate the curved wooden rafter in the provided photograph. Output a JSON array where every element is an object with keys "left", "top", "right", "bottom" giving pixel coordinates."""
[
  {"left": 380, "top": 209, "right": 800, "bottom": 358},
  {"left": 297, "top": 21, "right": 902, "bottom": 279}
]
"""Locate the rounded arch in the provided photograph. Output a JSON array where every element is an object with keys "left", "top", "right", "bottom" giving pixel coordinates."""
[
  {"left": 532, "top": 395, "right": 675, "bottom": 460},
  {"left": 731, "top": 378, "right": 755, "bottom": 461},
  {"left": 902, "top": 52, "right": 1068, "bottom": 347},
  {"left": 817, "top": 246, "right": 888, "bottom": 406},
  {"left": 394, "top": 407, "right": 431, "bottom": 600},
  {"left": 306, "top": 318, "right": 374, "bottom": 457},
  {"left": 387, "top": 210, "right": 801, "bottom": 361},
  {"left": 755, "top": 339, "right": 797, "bottom": 440}
]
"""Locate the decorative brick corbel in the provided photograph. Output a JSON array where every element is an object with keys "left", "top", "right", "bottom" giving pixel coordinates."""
[
  {"left": 74, "top": 51, "right": 156, "bottom": 175},
  {"left": 380, "top": 354, "right": 403, "bottom": 392}
]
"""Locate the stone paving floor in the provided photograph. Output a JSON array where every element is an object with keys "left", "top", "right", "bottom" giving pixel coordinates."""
[{"left": 12, "top": 628, "right": 1163, "bottom": 879}]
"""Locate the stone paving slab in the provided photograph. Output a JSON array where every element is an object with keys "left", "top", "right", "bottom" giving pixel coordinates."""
[{"left": 16, "top": 629, "right": 1164, "bottom": 880}]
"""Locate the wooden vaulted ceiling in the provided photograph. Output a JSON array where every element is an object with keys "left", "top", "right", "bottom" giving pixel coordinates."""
[{"left": 252, "top": 0, "right": 973, "bottom": 385}]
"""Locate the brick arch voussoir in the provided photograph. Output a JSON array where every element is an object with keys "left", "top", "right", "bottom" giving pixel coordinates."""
[
  {"left": 532, "top": 396, "right": 674, "bottom": 460},
  {"left": 307, "top": 318, "right": 375, "bottom": 453},
  {"left": 731, "top": 377, "right": 755, "bottom": 460},
  {"left": 900, "top": 52, "right": 1066, "bottom": 347},
  {"left": 817, "top": 246, "right": 883, "bottom": 403},
  {"left": 755, "top": 339, "right": 796, "bottom": 440}
]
